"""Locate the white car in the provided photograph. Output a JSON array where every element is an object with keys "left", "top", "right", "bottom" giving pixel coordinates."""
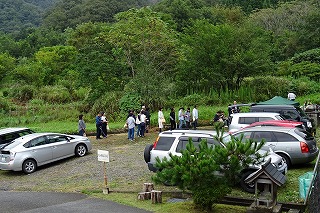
[
  {"left": 0, "top": 133, "right": 92, "bottom": 174},
  {"left": 144, "top": 129, "right": 287, "bottom": 193},
  {"left": 228, "top": 112, "right": 284, "bottom": 132}
]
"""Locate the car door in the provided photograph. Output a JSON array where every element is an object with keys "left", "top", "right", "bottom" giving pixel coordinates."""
[
  {"left": 272, "top": 132, "right": 299, "bottom": 158},
  {"left": 46, "top": 135, "right": 74, "bottom": 160},
  {"left": 26, "top": 136, "right": 53, "bottom": 164}
]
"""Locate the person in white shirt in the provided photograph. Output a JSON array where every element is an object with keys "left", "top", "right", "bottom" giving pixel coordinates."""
[
  {"left": 192, "top": 105, "right": 198, "bottom": 130},
  {"left": 140, "top": 110, "right": 147, "bottom": 137},
  {"left": 178, "top": 107, "right": 185, "bottom": 129},
  {"left": 158, "top": 107, "right": 165, "bottom": 132},
  {"left": 288, "top": 92, "right": 296, "bottom": 101}
]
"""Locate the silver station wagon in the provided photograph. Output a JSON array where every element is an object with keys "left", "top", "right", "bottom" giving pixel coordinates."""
[
  {"left": 223, "top": 126, "right": 319, "bottom": 167},
  {"left": 0, "top": 133, "right": 92, "bottom": 174}
]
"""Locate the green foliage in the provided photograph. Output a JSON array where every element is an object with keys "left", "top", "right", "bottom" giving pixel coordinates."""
[
  {"left": 0, "top": 53, "right": 15, "bottom": 85},
  {"left": 7, "top": 84, "right": 36, "bottom": 102},
  {"left": 90, "top": 91, "right": 123, "bottom": 121},
  {"left": 119, "top": 93, "right": 142, "bottom": 114},
  {"left": 0, "top": 97, "right": 10, "bottom": 113},
  {"left": 36, "top": 85, "right": 71, "bottom": 103}
]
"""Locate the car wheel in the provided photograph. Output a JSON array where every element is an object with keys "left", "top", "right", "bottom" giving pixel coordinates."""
[
  {"left": 144, "top": 144, "right": 153, "bottom": 163},
  {"left": 278, "top": 153, "right": 291, "bottom": 168},
  {"left": 75, "top": 144, "right": 87, "bottom": 157},
  {"left": 240, "top": 170, "right": 256, "bottom": 193},
  {"left": 22, "top": 159, "right": 37, "bottom": 174}
]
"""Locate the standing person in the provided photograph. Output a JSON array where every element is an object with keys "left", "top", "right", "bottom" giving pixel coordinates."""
[
  {"left": 178, "top": 107, "right": 185, "bottom": 129},
  {"left": 126, "top": 114, "right": 136, "bottom": 142},
  {"left": 101, "top": 112, "right": 108, "bottom": 138},
  {"left": 192, "top": 105, "right": 198, "bottom": 130},
  {"left": 135, "top": 110, "right": 141, "bottom": 137},
  {"left": 78, "top": 114, "right": 86, "bottom": 136},
  {"left": 95, "top": 112, "right": 102, "bottom": 139},
  {"left": 169, "top": 108, "right": 176, "bottom": 130},
  {"left": 288, "top": 91, "right": 296, "bottom": 101},
  {"left": 185, "top": 108, "right": 191, "bottom": 129},
  {"left": 158, "top": 107, "right": 165, "bottom": 133},
  {"left": 140, "top": 110, "right": 146, "bottom": 137},
  {"left": 145, "top": 107, "right": 151, "bottom": 133},
  {"left": 231, "top": 100, "right": 240, "bottom": 114}
]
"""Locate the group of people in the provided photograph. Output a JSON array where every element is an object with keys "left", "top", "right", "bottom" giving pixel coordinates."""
[
  {"left": 213, "top": 100, "right": 240, "bottom": 127},
  {"left": 78, "top": 112, "right": 109, "bottom": 139},
  {"left": 126, "top": 106, "right": 151, "bottom": 141},
  {"left": 159, "top": 105, "right": 199, "bottom": 132}
]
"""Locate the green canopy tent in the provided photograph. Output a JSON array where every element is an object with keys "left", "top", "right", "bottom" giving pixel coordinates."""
[{"left": 256, "top": 96, "right": 300, "bottom": 106}]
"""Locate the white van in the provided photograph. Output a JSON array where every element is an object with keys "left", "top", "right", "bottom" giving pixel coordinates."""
[{"left": 228, "top": 112, "right": 284, "bottom": 132}]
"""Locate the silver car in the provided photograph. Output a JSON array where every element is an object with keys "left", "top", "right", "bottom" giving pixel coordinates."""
[
  {"left": 223, "top": 126, "right": 319, "bottom": 167},
  {"left": 0, "top": 133, "right": 92, "bottom": 174}
]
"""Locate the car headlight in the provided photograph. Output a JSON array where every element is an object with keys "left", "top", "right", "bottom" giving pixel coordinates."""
[{"left": 307, "top": 121, "right": 312, "bottom": 128}]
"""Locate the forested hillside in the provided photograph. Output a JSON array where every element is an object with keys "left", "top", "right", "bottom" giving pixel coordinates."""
[{"left": 0, "top": 0, "right": 320, "bottom": 125}]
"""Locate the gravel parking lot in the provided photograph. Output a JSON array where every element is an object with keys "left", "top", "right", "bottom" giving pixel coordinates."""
[{"left": 0, "top": 132, "right": 172, "bottom": 193}]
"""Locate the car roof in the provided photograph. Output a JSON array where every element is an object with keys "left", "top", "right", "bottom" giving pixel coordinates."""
[
  {"left": 230, "top": 112, "right": 281, "bottom": 117},
  {"left": 160, "top": 129, "right": 227, "bottom": 137},
  {"left": 0, "top": 127, "right": 31, "bottom": 135},
  {"left": 251, "top": 105, "right": 296, "bottom": 109},
  {"left": 234, "top": 125, "right": 296, "bottom": 132}
]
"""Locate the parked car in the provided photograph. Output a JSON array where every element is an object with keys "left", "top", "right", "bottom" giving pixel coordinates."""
[
  {"left": 0, "top": 128, "right": 35, "bottom": 149},
  {"left": 244, "top": 120, "right": 305, "bottom": 130},
  {"left": 223, "top": 126, "right": 319, "bottom": 167},
  {"left": 144, "top": 129, "right": 287, "bottom": 193},
  {"left": 228, "top": 112, "right": 284, "bottom": 133},
  {"left": 250, "top": 104, "right": 315, "bottom": 134},
  {"left": 0, "top": 133, "right": 92, "bottom": 174}
]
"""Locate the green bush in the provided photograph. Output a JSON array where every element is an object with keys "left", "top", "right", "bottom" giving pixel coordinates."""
[
  {"left": 119, "top": 93, "right": 142, "bottom": 115},
  {"left": 0, "top": 97, "right": 10, "bottom": 113},
  {"left": 8, "top": 84, "right": 36, "bottom": 101},
  {"left": 36, "top": 85, "right": 71, "bottom": 103},
  {"left": 91, "top": 91, "right": 123, "bottom": 121}
]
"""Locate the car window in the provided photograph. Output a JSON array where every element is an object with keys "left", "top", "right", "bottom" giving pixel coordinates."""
[
  {"left": 176, "top": 137, "right": 200, "bottom": 153},
  {"left": 258, "top": 117, "right": 274, "bottom": 122},
  {"left": 47, "top": 135, "right": 68, "bottom": 143},
  {"left": 1, "top": 133, "right": 16, "bottom": 144},
  {"left": 233, "top": 132, "right": 252, "bottom": 141},
  {"left": 154, "top": 136, "right": 175, "bottom": 151},
  {"left": 239, "top": 117, "right": 256, "bottom": 124},
  {"left": 252, "top": 131, "right": 275, "bottom": 142},
  {"left": 28, "top": 136, "right": 47, "bottom": 147},
  {"left": 273, "top": 132, "right": 298, "bottom": 141},
  {"left": 18, "top": 130, "right": 34, "bottom": 136},
  {"left": 295, "top": 129, "right": 314, "bottom": 140},
  {"left": 283, "top": 110, "right": 299, "bottom": 120}
]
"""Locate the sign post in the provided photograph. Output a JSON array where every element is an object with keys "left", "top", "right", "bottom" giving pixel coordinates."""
[{"left": 97, "top": 150, "right": 110, "bottom": 194}]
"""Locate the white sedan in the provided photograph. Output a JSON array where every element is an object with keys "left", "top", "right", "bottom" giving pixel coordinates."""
[{"left": 0, "top": 133, "right": 92, "bottom": 174}]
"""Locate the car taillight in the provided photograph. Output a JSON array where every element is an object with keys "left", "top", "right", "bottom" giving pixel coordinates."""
[
  {"left": 10, "top": 152, "right": 16, "bottom": 161},
  {"left": 300, "top": 142, "right": 310, "bottom": 153},
  {"left": 153, "top": 136, "right": 160, "bottom": 149}
]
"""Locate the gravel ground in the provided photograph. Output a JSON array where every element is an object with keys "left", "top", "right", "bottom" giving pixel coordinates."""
[{"left": 0, "top": 131, "right": 178, "bottom": 193}]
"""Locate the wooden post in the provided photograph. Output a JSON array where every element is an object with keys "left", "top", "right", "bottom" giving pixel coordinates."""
[
  {"left": 151, "top": 190, "right": 162, "bottom": 204},
  {"left": 103, "top": 162, "right": 109, "bottom": 194},
  {"left": 137, "top": 192, "right": 151, "bottom": 200},
  {"left": 143, "top": 183, "right": 154, "bottom": 192}
]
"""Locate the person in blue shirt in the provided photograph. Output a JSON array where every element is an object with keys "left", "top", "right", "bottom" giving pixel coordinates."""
[{"left": 95, "top": 112, "right": 103, "bottom": 139}]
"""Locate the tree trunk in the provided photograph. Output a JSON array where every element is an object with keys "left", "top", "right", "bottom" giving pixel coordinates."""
[{"left": 151, "top": 190, "right": 162, "bottom": 204}]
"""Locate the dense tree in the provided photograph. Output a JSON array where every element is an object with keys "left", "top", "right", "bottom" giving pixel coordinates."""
[
  {"left": 176, "top": 19, "right": 272, "bottom": 95},
  {"left": 0, "top": 53, "right": 15, "bottom": 85},
  {"left": 42, "top": 0, "right": 152, "bottom": 31},
  {"left": 0, "top": 0, "right": 42, "bottom": 34},
  {"left": 105, "top": 8, "right": 179, "bottom": 107}
]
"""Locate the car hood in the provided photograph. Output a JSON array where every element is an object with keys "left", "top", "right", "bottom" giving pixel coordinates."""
[{"left": 255, "top": 149, "right": 283, "bottom": 167}]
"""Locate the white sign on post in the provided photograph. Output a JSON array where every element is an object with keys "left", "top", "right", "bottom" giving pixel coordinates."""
[{"left": 97, "top": 150, "right": 110, "bottom": 162}]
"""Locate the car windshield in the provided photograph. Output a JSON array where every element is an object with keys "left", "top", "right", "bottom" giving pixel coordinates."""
[{"left": 296, "top": 107, "right": 307, "bottom": 117}]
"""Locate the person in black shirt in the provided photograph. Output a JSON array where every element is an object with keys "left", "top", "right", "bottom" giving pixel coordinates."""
[{"left": 169, "top": 108, "right": 176, "bottom": 130}]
